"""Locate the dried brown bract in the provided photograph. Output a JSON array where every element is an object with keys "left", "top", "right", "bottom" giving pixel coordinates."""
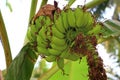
[
  {"left": 71, "top": 33, "right": 107, "bottom": 80},
  {"left": 33, "top": 3, "right": 61, "bottom": 21}
]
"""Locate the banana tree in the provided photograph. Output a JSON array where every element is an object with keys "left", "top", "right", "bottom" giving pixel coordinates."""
[{"left": 0, "top": 0, "right": 119, "bottom": 80}]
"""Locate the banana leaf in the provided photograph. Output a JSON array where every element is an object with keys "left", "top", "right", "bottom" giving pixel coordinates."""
[
  {"left": 5, "top": 43, "right": 38, "bottom": 80},
  {"left": 48, "top": 57, "right": 88, "bottom": 80}
]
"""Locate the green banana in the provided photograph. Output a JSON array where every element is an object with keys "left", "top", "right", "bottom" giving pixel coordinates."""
[
  {"left": 74, "top": 7, "right": 84, "bottom": 27},
  {"left": 50, "top": 42, "right": 67, "bottom": 51},
  {"left": 81, "top": 11, "right": 90, "bottom": 27},
  {"left": 30, "top": 24, "right": 37, "bottom": 36},
  {"left": 27, "top": 27, "right": 34, "bottom": 42},
  {"left": 57, "top": 57, "right": 64, "bottom": 71},
  {"left": 37, "top": 35, "right": 47, "bottom": 48},
  {"left": 84, "top": 12, "right": 94, "bottom": 33},
  {"left": 61, "top": 11, "right": 69, "bottom": 30},
  {"left": 55, "top": 14, "right": 65, "bottom": 33},
  {"left": 87, "top": 24, "right": 102, "bottom": 35},
  {"left": 45, "top": 55, "right": 56, "bottom": 62},
  {"left": 37, "top": 46, "right": 50, "bottom": 56},
  {"left": 48, "top": 48, "right": 61, "bottom": 56},
  {"left": 60, "top": 49, "right": 69, "bottom": 58},
  {"left": 60, "top": 49, "right": 79, "bottom": 61},
  {"left": 51, "top": 35, "right": 66, "bottom": 46},
  {"left": 54, "top": 11, "right": 59, "bottom": 22},
  {"left": 27, "top": 24, "right": 37, "bottom": 42},
  {"left": 52, "top": 25, "right": 65, "bottom": 39},
  {"left": 65, "top": 52, "right": 80, "bottom": 61},
  {"left": 35, "top": 17, "right": 41, "bottom": 30},
  {"left": 45, "top": 26, "right": 52, "bottom": 41},
  {"left": 44, "top": 16, "right": 52, "bottom": 27},
  {"left": 67, "top": 9, "right": 76, "bottom": 27},
  {"left": 38, "top": 26, "right": 47, "bottom": 40},
  {"left": 86, "top": 12, "right": 94, "bottom": 27}
]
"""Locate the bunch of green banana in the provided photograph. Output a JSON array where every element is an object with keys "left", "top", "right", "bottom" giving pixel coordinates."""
[
  {"left": 27, "top": 16, "right": 45, "bottom": 42},
  {"left": 27, "top": 5, "right": 107, "bottom": 72}
]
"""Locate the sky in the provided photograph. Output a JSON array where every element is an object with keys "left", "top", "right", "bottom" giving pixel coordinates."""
[{"left": 0, "top": 0, "right": 118, "bottom": 78}]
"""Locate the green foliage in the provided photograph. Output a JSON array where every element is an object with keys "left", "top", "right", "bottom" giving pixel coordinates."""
[
  {"left": 102, "top": 19, "right": 120, "bottom": 79},
  {"left": 36, "top": 57, "right": 88, "bottom": 80},
  {"left": 49, "top": 57, "right": 88, "bottom": 80},
  {"left": 5, "top": 43, "right": 38, "bottom": 80},
  {"left": 0, "top": 11, "right": 12, "bottom": 68},
  {"left": 32, "top": 59, "right": 48, "bottom": 78},
  {"left": 91, "top": 0, "right": 110, "bottom": 19}
]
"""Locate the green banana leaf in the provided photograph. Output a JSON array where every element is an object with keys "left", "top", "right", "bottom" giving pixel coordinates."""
[
  {"left": 98, "top": 19, "right": 120, "bottom": 43},
  {"left": 102, "top": 20, "right": 120, "bottom": 63},
  {"left": 49, "top": 57, "right": 88, "bottom": 80},
  {"left": 5, "top": 43, "right": 38, "bottom": 80},
  {"left": 103, "top": 19, "right": 120, "bottom": 32}
]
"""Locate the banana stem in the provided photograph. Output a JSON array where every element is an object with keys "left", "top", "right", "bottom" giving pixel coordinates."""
[
  {"left": 40, "top": 0, "right": 48, "bottom": 9},
  {"left": 37, "top": 60, "right": 70, "bottom": 80},
  {"left": 0, "top": 11, "right": 12, "bottom": 69},
  {"left": 28, "top": 0, "right": 38, "bottom": 23},
  {"left": 24, "top": 0, "right": 38, "bottom": 44},
  {"left": 85, "top": 0, "right": 106, "bottom": 9},
  {"left": 65, "top": 0, "right": 76, "bottom": 9}
]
